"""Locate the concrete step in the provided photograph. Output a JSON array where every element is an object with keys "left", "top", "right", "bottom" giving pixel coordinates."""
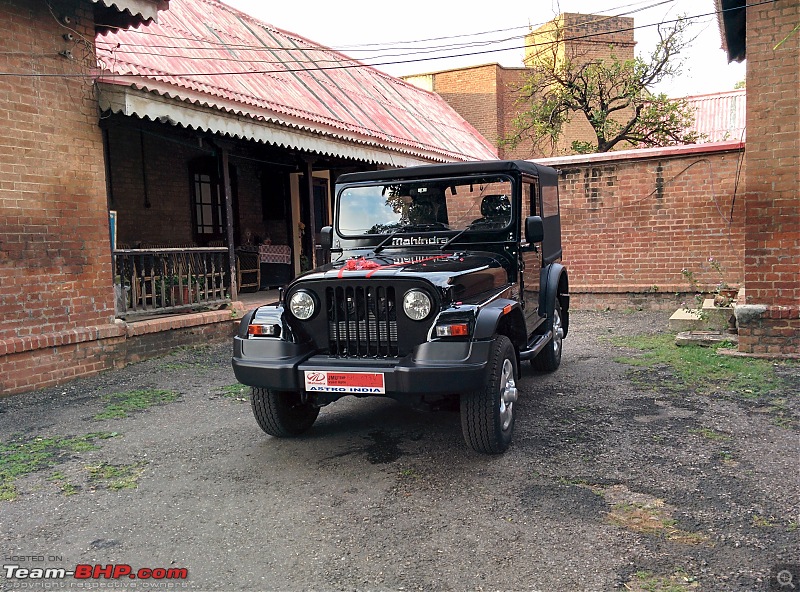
[{"left": 669, "top": 299, "right": 736, "bottom": 332}]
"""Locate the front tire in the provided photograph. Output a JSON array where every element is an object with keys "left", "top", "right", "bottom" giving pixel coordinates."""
[
  {"left": 461, "top": 335, "right": 518, "bottom": 454},
  {"left": 531, "top": 299, "right": 563, "bottom": 372},
  {"left": 251, "top": 387, "right": 320, "bottom": 437}
]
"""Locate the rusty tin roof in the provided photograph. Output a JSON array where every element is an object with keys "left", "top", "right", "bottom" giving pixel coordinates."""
[{"left": 96, "top": 0, "right": 498, "bottom": 164}]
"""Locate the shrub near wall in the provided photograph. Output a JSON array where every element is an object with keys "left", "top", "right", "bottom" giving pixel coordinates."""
[{"left": 535, "top": 141, "right": 746, "bottom": 310}]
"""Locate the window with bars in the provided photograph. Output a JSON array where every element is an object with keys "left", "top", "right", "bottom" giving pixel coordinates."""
[
  {"left": 193, "top": 171, "right": 223, "bottom": 237},
  {"left": 189, "top": 157, "right": 237, "bottom": 244}
]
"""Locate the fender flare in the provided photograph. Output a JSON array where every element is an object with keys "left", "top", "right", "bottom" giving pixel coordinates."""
[
  {"left": 539, "top": 264, "right": 570, "bottom": 337},
  {"left": 236, "top": 308, "right": 258, "bottom": 338},
  {"left": 473, "top": 299, "right": 527, "bottom": 347}
]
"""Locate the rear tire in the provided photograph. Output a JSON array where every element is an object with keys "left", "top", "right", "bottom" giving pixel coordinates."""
[
  {"left": 251, "top": 387, "right": 319, "bottom": 437},
  {"left": 461, "top": 335, "right": 518, "bottom": 454},
  {"left": 531, "top": 299, "right": 563, "bottom": 372}
]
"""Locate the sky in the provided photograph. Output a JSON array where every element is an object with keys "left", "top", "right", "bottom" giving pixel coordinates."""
[{"left": 220, "top": 0, "right": 745, "bottom": 98}]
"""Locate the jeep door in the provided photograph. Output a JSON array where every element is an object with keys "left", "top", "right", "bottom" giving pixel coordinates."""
[
  {"left": 521, "top": 178, "right": 542, "bottom": 333},
  {"left": 538, "top": 168, "right": 562, "bottom": 264}
]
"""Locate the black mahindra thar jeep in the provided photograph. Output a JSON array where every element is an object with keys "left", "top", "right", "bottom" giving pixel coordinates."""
[{"left": 232, "top": 160, "right": 569, "bottom": 453}]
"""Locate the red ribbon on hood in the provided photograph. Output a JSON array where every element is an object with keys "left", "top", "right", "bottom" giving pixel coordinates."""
[{"left": 337, "top": 255, "right": 450, "bottom": 278}]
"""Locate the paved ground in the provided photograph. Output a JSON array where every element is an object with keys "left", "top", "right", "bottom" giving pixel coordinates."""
[{"left": 1, "top": 310, "right": 797, "bottom": 591}]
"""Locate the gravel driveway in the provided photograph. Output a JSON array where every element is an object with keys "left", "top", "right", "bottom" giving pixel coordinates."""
[{"left": 1, "top": 310, "right": 797, "bottom": 591}]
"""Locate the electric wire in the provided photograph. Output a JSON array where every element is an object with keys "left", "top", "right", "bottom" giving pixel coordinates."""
[
  {"left": 0, "top": 0, "right": 764, "bottom": 78},
  {"left": 91, "top": 0, "right": 674, "bottom": 54},
  {"left": 90, "top": 1, "right": 691, "bottom": 67}
]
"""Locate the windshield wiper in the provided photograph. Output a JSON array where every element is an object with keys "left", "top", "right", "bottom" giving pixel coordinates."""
[
  {"left": 373, "top": 228, "right": 402, "bottom": 253},
  {"left": 439, "top": 223, "right": 476, "bottom": 251}
]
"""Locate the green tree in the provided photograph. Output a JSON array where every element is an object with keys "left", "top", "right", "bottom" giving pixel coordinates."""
[{"left": 506, "top": 17, "right": 701, "bottom": 155}]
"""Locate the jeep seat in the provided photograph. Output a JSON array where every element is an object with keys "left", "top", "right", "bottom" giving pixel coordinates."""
[{"left": 472, "top": 194, "right": 511, "bottom": 228}]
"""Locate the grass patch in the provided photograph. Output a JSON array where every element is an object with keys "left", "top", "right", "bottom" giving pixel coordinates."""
[
  {"left": 626, "top": 569, "right": 699, "bottom": 591},
  {"left": 689, "top": 427, "right": 731, "bottom": 441},
  {"left": 218, "top": 384, "right": 249, "bottom": 401},
  {"left": 751, "top": 514, "right": 776, "bottom": 528},
  {"left": 86, "top": 462, "right": 147, "bottom": 491},
  {"left": 399, "top": 467, "right": 419, "bottom": 479},
  {"left": 46, "top": 472, "right": 79, "bottom": 496},
  {"left": 0, "top": 432, "right": 118, "bottom": 501},
  {"left": 611, "top": 334, "right": 786, "bottom": 398},
  {"left": 95, "top": 389, "right": 180, "bottom": 420}
]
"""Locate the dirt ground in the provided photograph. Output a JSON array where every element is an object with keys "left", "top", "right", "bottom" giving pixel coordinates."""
[{"left": 1, "top": 310, "right": 798, "bottom": 592}]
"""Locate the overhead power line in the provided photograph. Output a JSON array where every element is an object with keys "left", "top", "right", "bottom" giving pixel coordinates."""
[
  {"left": 96, "top": 0, "right": 674, "bottom": 55},
  {"left": 0, "top": 0, "right": 766, "bottom": 78}
]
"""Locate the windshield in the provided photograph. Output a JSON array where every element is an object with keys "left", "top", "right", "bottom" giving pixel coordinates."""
[{"left": 337, "top": 175, "right": 513, "bottom": 236}]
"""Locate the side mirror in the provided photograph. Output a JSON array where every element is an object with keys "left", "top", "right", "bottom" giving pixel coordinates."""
[
  {"left": 320, "top": 226, "right": 333, "bottom": 250},
  {"left": 525, "top": 216, "right": 544, "bottom": 244}
]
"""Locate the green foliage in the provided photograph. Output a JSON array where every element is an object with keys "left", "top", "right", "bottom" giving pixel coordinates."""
[
  {"left": 688, "top": 427, "right": 731, "bottom": 441},
  {"left": 506, "top": 17, "right": 701, "bottom": 155},
  {"left": 628, "top": 569, "right": 699, "bottom": 591},
  {"left": 219, "top": 383, "right": 249, "bottom": 401},
  {"left": 86, "top": 462, "right": 148, "bottom": 491},
  {"left": 611, "top": 334, "right": 789, "bottom": 398},
  {"left": 95, "top": 389, "right": 180, "bottom": 420},
  {"left": 611, "top": 334, "right": 783, "bottom": 404},
  {"left": 0, "top": 432, "right": 118, "bottom": 501}
]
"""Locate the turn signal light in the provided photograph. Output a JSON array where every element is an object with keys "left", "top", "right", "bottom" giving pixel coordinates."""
[
  {"left": 435, "top": 323, "right": 470, "bottom": 337},
  {"left": 248, "top": 323, "right": 280, "bottom": 337}
]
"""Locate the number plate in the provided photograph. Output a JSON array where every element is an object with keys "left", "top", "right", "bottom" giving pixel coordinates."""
[{"left": 304, "top": 371, "right": 385, "bottom": 394}]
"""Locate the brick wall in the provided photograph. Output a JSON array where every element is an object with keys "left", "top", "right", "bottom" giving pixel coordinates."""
[
  {"left": 0, "top": 309, "right": 240, "bottom": 395},
  {"left": 497, "top": 68, "right": 536, "bottom": 161},
  {"left": 413, "top": 13, "right": 636, "bottom": 160},
  {"left": 524, "top": 13, "right": 635, "bottom": 69},
  {"left": 736, "top": 1, "right": 799, "bottom": 355},
  {"left": 0, "top": 0, "right": 115, "bottom": 342},
  {"left": 0, "top": 0, "right": 249, "bottom": 395},
  {"left": 432, "top": 65, "right": 500, "bottom": 148},
  {"left": 536, "top": 142, "right": 746, "bottom": 310},
  {"left": 105, "top": 117, "right": 268, "bottom": 247},
  {"left": 106, "top": 122, "right": 199, "bottom": 246}
]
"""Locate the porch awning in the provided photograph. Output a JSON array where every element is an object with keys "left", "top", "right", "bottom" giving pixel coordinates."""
[
  {"left": 715, "top": 0, "right": 746, "bottom": 63},
  {"left": 97, "top": 81, "right": 449, "bottom": 167},
  {"left": 91, "top": 0, "right": 168, "bottom": 23}
]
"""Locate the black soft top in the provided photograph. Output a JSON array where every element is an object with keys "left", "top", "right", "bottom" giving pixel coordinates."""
[{"left": 337, "top": 160, "right": 558, "bottom": 188}]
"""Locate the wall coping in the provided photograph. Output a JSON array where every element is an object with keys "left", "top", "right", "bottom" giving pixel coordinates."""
[
  {"left": 0, "top": 323, "right": 126, "bottom": 357},
  {"left": 0, "top": 304, "right": 247, "bottom": 358},
  {"left": 533, "top": 140, "right": 745, "bottom": 168}
]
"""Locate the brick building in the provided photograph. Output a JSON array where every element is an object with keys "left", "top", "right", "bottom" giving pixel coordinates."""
[
  {"left": 717, "top": 0, "right": 799, "bottom": 356},
  {"left": 0, "top": 0, "right": 497, "bottom": 395},
  {"left": 403, "top": 13, "right": 635, "bottom": 159},
  {"left": 0, "top": 0, "right": 168, "bottom": 393}
]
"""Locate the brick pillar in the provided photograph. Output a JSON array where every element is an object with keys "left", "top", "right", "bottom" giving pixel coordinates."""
[{"left": 735, "top": 1, "right": 800, "bottom": 356}]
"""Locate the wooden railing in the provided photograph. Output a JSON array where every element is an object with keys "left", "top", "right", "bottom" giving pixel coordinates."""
[{"left": 112, "top": 247, "right": 230, "bottom": 318}]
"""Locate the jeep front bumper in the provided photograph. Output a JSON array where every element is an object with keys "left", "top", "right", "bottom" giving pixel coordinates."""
[{"left": 231, "top": 336, "right": 493, "bottom": 395}]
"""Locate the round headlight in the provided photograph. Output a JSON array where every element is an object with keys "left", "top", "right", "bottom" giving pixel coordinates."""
[
  {"left": 403, "top": 289, "right": 432, "bottom": 321},
  {"left": 289, "top": 290, "right": 316, "bottom": 320}
]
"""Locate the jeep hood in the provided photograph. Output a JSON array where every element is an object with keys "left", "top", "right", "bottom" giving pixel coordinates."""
[{"left": 298, "top": 251, "right": 510, "bottom": 303}]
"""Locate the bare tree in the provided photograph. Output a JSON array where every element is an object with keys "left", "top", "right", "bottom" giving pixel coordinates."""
[{"left": 506, "top": 17, "right": 701, "bottom": 154}]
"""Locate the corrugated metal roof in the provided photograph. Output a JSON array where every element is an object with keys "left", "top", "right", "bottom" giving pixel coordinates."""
[
  {"left": 685, "top": 89, "right": 746, "bottom": 143},
  {"left": 95, "top": 0, "right": 498, "bottom": 163},
  {"left": 92, "top": 0, "right": 169, "bottom": 25}
]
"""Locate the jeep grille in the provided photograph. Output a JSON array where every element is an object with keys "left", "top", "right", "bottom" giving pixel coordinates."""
[{"left": 326, "top": 285, "right": 398, "bottom": 357}]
